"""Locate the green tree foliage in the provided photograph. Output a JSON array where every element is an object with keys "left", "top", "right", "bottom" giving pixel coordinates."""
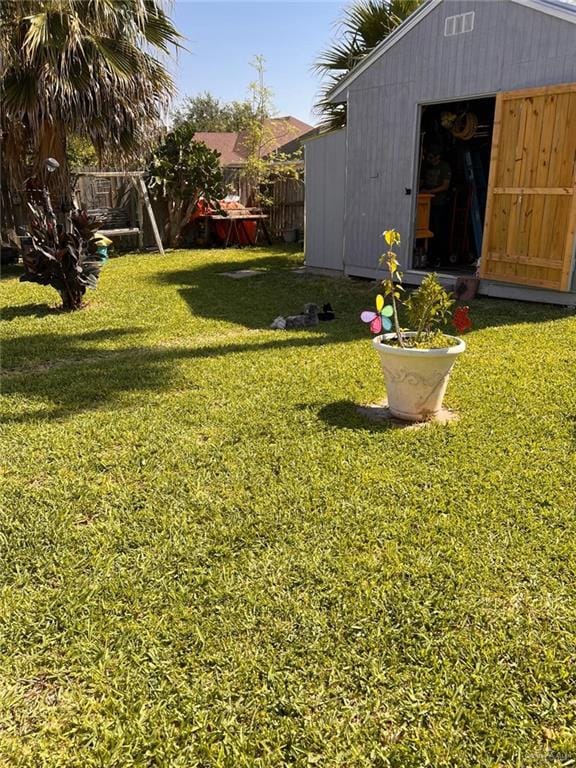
[
  {"left": 146, "top": 124, "right": 225, "bottom": 248},
  {"left": 315, "top": 0, "right": 421, "bottom": 130},
  {"left": 173, "top": 60, "right": 302, "bottom": 211},
  {"left": 0, "top": 0, "right": 180, "bottom": 198},
  {"left": 173, "top": 92, "right": 254, "bottom": 132},
  {"left": 240, "top": 56, "right": 301, "bottom": 208},
  {"left": 67, "top": 136, "right": 99, "bottom": 170}
]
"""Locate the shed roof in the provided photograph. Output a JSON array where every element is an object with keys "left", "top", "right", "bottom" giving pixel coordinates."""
[
  {"left": 195, "top": 116, "right": 315, "bottom": 166},
  {"left": 327, "top": 0, "right": 576, "bottom": 102}
]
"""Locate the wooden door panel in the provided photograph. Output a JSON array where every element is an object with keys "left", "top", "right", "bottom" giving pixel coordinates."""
[
  {"left": 480, "top": 84, "right": 576, "bottom": 292},
  {"left": 548, "top": 92, "right": 576, "bottom": 187},
  {"left": 487, "top": 195, "right": 512, "bottom": 252},
  {"left": 535, "top": 94, "right": 557, "bottom": 188},
  {"left": 494, "top": 99, "right": 524, "bottom": 188}
]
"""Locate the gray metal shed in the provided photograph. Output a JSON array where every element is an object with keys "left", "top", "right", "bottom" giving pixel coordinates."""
[
  {"left": 304, "top": 0, "right": 576, "bottom": 304},
  {"left": 304, "top": 128, "right": 347, "bottom": 274}
]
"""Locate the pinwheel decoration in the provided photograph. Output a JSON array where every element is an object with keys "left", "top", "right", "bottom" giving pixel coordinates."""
[{"left": 361, "top": 294, "right": 394, "bottom": 334}]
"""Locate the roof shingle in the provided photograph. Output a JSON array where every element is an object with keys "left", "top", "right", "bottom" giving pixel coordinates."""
[{"left": 195, "top": 117, "right": 315, "bottom": 166}]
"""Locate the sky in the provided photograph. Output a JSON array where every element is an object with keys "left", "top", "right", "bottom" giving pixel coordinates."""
[{"left": 170, "top": 1, "right": 349, "bottom": 126}]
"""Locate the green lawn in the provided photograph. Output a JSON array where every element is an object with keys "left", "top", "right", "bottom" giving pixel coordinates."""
[{"left": 1, "top": 247, "right": 575, "bottom": 767}]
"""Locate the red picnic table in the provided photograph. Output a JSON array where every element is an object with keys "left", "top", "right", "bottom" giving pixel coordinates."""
[{"left": 208, "top": 210, "right": 272, "bottom": 247}]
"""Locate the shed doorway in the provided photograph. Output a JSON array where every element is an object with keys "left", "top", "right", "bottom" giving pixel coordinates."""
[{"left": 413, "top": 96, "right": 495, "bottom": 273}]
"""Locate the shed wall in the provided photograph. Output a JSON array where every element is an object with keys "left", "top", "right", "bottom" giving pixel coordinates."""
[
  {"left": 342, "top": 0, "right": 576, "bottom": 279},
  {"left": 304, "top": 129, "right": 347, "bottom": 272}
]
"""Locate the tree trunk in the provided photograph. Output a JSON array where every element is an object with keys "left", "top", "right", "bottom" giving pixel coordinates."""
[
  {"left": 60, "top": 286, "right": 85, "bottom": 311},
  {"left": 165, "top": 199, "right": 182, "bottom": 248},
  {"left": 37, "top": 121, "right": 70, "bottom": 217},
  {"left": 56, "top": 260, "right": 85, "bottom": 311},
  {"left": 166, "top": 197, "right": 193, "bottom": 249}
]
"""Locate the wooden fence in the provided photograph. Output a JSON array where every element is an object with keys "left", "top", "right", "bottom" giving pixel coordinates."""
[
  {"left": 266, "top": 177, "right": 304, "bottom": 240},
  {"left": 223, "top": 168, "right": 304, "bottom": 240},
  {"left": 73, "top": 166, "right": 305, "bottom": 246}
]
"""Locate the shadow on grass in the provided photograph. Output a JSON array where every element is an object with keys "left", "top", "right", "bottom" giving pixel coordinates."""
[
  {"left": 2, "top": 251, "right": 368, "bottom": 425},
  {"left": 1, "top": 327, "right": 342, "bottom": 425},
  {"left": 316, "top": 400, "right": 421, "bottom": 433},
  {"left": 154, "top": 251, "right": 574, "bottom": 333},
  {"left": 2, "top": 303, "right": 59, "bottom": 321},
  {"left": 2, "top": 327, "right": 146, "bottom": 363},
  {"left": 154, "top": 251, "right": 367, "bottom": 333},
  {"left": 3, "top": 250, "right": 573, "bottom": 425},
  {"left": 0, "top": 263, "right": 23, "bottom": 281},
  {"left": 462, "top": 297, "right": 574, "bottom": 330}
]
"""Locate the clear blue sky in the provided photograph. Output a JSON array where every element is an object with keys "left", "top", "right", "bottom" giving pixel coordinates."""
[{"left": 170, "top": 1, "right": 348, "bottom": 126}]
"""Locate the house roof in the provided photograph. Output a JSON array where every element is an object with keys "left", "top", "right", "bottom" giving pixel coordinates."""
[
  {"left": 327, "top": 0, "right": 576, "bottom": 102},
  {"left": 193, "top": 132, "right": 246, "bottom": 165},
  {"left": 195, "top": 116, "right": 315, "bottom": 166}
]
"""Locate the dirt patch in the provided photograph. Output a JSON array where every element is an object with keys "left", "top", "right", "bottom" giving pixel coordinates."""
[{"left": 357, "top": 401, "right": 459, "bottom": 429}]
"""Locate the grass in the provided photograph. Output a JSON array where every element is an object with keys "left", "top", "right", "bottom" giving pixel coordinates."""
[{"left": 1, "top": 246, "right": 575, "bottom": 768}]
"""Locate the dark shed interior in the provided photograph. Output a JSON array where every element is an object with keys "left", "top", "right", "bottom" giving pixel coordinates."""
[{"left": 414, "top": 96, "right": 496, "bottom": 273}]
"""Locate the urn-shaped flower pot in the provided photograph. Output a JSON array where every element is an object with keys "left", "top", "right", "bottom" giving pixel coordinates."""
[{"left": 373, "top": 333, "right": 466, "bottom": 422}]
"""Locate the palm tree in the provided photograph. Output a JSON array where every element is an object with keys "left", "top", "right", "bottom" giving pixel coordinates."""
[
  {"left": 0, "top": 0, "right": 180, "bottom": 198},
  {"left": 315, "top": 0, "right": 421, "bottom": 131}
]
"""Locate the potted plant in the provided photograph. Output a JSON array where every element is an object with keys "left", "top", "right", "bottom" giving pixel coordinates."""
[{"left": 361, "top": 229, "right": 472, "bottom": 421}]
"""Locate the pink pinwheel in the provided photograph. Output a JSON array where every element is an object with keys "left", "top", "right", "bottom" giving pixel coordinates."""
[{"left": 360, "top": 294, "right": 394, "bottom": 334}]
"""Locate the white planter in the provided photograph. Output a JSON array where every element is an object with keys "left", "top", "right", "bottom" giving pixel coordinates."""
[{"left": 373, "top": 332, "right": 466, "bottom": 421}]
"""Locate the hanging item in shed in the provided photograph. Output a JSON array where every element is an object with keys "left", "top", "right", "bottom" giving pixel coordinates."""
[
  {"left": 440, "top": 110, "right": 478, "bottom": 140},
  {"left": 440, "top": 111, "right": 457, "bottom": 129},
  {"left": 451, "top": 112, "right": 478, "bottom": 140}
]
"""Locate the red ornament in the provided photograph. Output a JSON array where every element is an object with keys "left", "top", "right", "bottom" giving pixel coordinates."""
[{"left": 453, "top": 306, "right": 472, "bottom": 333}]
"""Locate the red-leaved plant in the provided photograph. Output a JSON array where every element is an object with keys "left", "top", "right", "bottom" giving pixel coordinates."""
[{"left": 453, "top": 306, "right": 472, "bottom": 333}]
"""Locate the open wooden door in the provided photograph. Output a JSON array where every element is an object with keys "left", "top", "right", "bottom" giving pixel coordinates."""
[{"left": 480, "top": 83, "right": 576, "bottom": 291}]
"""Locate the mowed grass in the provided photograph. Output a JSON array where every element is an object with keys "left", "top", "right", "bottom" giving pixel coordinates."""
[{"left": 1, "top": 246, "right": 575, "bottom": 768}]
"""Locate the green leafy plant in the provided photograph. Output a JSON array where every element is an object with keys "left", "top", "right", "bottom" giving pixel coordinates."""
[
  {"left": 405, "top": 273, "right": 454, "bottom": 343},
  {"left": 380, "top": 228, "right": 406, "bottom": 344},
  {"left": 146, "top": 124, "right": 225, "bottom": 248},
  {"left": 377, "top": 229, "right": 469, "bottom": 347},
  {"left": 66, "top": 135, "right": 98, "bottom": 170}
]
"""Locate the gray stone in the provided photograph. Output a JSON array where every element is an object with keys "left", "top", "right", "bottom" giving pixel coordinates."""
[{"left": 219, "top": 269, "right": 263, "bottom": 279}]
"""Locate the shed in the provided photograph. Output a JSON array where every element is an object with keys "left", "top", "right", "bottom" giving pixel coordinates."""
[{"left": 304, "top": 0, "right": 576, "bottom": 304}]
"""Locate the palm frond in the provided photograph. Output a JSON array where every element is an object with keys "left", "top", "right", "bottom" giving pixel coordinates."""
[
  {"left": 2, "top": 69, "right": 38, "bottom": 111},
  {"left": 92, "top": 37, "right": 142, "bottom": 79},
  {"left": 142, "top": 3, "right": 182, "bottom": 52},
  {"left": 313, "top": 0, "right": 422, "bottom": 130},
  {"left": 22, "top": 11, "right": 51, "bottom": 52},
  {"left": 314, "top": 37, "right": 365, "bottom": 75}
]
